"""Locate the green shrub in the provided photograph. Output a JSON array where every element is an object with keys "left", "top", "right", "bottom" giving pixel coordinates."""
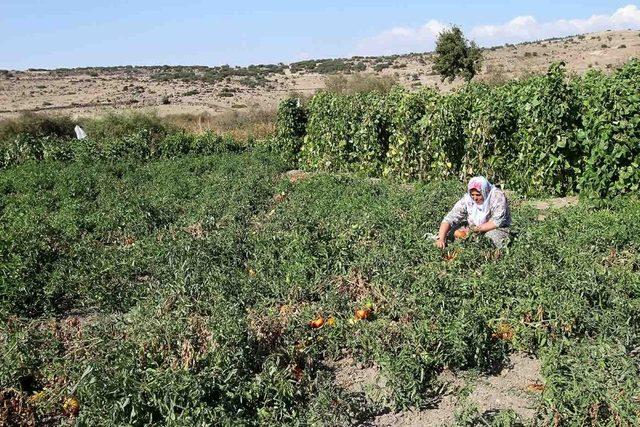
[
  {"left": 0, "top": 128, "right": 245, "bottom": 169},
  {"left": 433, "top": 26, "right": 483, "bottom": 82},
  {"left": 461, "top": 83, "right": 518, "bottom": 185},
  {"left": 576, "top": 59, "right": 640, "bottom": 199},
  {"left": 384, "top": 87, "right": 440, "bottom": 180},
  {"left": 0, "top": 113, "right": 76, "bottom": 143},
  {"left": 79, "top": 111, "right": 172, "bottom": 143},
  {"left": 300, "top": 91, "right": 390, "bottom": 174},
  {"left": 508, "top": 62, "right": 582, "bottom": 195},
  {"left": 373, "top": 62, "right": 391, "bottom": 72},
  {"left": 273, "top": 60, "right": 640, "bottom": 198},
  {"left": 274, "top": 98, "right": 307, "bottom": 166}
]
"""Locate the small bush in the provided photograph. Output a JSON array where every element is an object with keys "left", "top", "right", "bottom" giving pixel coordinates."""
[
  {"left": 274, "top": 98, "right": 307, "bottom": 165},
  {"left": 576, "top": 59, "right": 640, "bottom": 199},
  {"left": 324, "top": 73, "right": 397, "bottom": 95},
  {"left": 79, "top": 111, "right": 172, "bottom": 143},
  {"left": 433, "top": 26, "right": 482, "bottom": 82},
  {"left": 373, "top": 62, "right": 391, "bottom": 72},
  {"left": 0, "top": 113, "right": 76, "bottom": 143},
  {"left": 301, "top": 91, "right": 390, "bottom": 174},
  {"left": 165, "top": 109, "right": 277, "bottom": 141}
]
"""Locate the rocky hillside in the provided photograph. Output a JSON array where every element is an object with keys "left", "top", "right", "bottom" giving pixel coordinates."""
[{"left": 0, "top": 29, "right": 638, "bottom": 119}]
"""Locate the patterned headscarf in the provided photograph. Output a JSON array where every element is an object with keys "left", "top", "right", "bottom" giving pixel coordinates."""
[{"left": 465, "top": 176, "right": 494, "bottom": 226}]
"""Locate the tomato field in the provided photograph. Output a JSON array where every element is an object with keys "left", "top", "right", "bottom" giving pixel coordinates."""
[{"left": 1, "top": 63, "right": 640, "bottom": 425}]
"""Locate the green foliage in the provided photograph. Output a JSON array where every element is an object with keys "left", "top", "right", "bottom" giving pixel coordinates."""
[
  {"left": 0, "top": 128, "right": 243, "bottom": 169},
  {"left": 150, "top": 63, "right": 285, "bottom": 88},
  {"left": 274, "top": 97, "right": 307, "bottom": 166},
  {"left": 418, "top": 90, "right": 468, "bottom": 179},
  {"left": 0, "top": 152, "right": 280, "bottom": 319},
  {"left": 461, "top": 83, "right": 518, "bottom": 185},
  {"left": 0, "top": 112, "right": 181, "bottom": 169},
  {"left": 576, "top": 59, "right": 640, "bottom": 199},
  {"left": 1, "top": 145, "right": 640, "bottom": 424},
  {"left": 0, "top": 113, "right": 76, "bottom": 143},
  {"left": 433, "top": 26, "right": 483, "bottom": 83},
  {"left": 276, "top": 58, "right": 640, "bottom": 199},
  {"left": 384, "top": 87, "right": 435, "bottom": 180},
  {"left": 300, "top": 91, "right": 390, "bottom": 175},
  {"left": 384, "top": 86, "right": 462, "bottom": 180},
  {"left": 79, "top": 111, "right": 172, "bottom": 143},
  {"left": 541, "top": 340, "right": 640, "bottom": 425},
  {"left": 290, "top": 58, "right": 362, "bottom": 74},
  {"left": 509, "top": 62, "right": 582, "bottom": 196},
  {"left": 373, "top": 62, "right": 392, "bottom": 72}
]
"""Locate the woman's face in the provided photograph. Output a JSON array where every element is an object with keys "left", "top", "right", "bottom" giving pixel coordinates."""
[{"left": 470, "top": 189, "right": 484, "bottom": 205}]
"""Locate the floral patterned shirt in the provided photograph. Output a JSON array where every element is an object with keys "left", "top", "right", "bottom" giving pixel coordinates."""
[{"left": 443, "top": 187, "right": 511, "bottom": 228}]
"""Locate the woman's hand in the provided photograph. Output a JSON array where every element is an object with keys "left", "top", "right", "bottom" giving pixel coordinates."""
[
  {"left": 435, "top": 221, "right": 451, "bottom": 250},
  {"left": 471, "top": 221, "right": 497, "bottom": 234}
]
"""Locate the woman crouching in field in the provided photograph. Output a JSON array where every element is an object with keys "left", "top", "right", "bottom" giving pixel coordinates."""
[{"left": 435, "top": 176, "right": 511, "bottom": 249}]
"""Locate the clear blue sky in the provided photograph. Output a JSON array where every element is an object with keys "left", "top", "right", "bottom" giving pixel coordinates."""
[{"left": 1, "top": 1, "right": 638, "bottom": 69}]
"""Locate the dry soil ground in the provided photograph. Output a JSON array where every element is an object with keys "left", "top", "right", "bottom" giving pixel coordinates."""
[
  {"left": 329, "top": 353, "right": 543, "bottom": 426},
  {"left": 0, "top": 30, "right": 638, "bottom": 121}
]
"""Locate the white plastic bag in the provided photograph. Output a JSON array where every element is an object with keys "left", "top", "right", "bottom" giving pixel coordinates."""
[{"left": 74, "top": 125, "right": 87, "bottom": 140}]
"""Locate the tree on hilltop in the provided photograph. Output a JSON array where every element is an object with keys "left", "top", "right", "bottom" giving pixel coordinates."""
[{"left": 433, "top": 26, "right": 483, "bottom": 82}]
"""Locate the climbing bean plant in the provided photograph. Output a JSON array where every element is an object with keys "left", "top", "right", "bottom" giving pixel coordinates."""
[{"left": 276, "top": 59, "right": 640, "bottom": 199}]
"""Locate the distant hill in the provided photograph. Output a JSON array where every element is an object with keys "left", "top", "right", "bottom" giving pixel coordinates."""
[{"left": 0, "top": 29, "right": 638, "bottom": 119}]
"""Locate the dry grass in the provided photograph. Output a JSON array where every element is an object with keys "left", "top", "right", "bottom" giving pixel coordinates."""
[
  {"left": 477, "top": 64, "right": 510, "bottom": 86},
  {"left": 165, "top": 108, "right": 277, "bottom": 140},
  {"left": 324, "top": 73, "right": 398, "bottom": 95}
]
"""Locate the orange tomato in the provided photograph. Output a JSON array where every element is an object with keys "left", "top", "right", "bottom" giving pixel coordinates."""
[
  {"left": 29, "top": 391, "right": 46, "bottom": 404},
  {"left": 63, "top": 396, "right": 80, "bottom": 417},
  {"left": 309, "top": 317, "right": 324, "bottom": 328},
  {"left": 354, "top": 309, "right": 371, "bottom": 320},
  {"left": 491, "top": 322, "right": 514, "bottom": 341},
  {"left": 443, "top": 249, "right": 460, "bottom": 262},
  {"left": 454, "top": 229, "right": 468, "bottom": 239}
]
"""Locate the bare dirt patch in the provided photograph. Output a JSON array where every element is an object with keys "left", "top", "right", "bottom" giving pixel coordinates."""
[
  {"left": 333, "top": 357, "right": 387, "bottom": 393},
  {"left": 329, "top": 357, "right": 392, "bottom": 405},
  {"left": 284, "top": 169, "right": 314, "bottom": 183},
  {"left": 466, "top": 353, "right": 542, "bottom": 422},
  {"left": 528, "top": 196, "right": 579, "bottom": 211},
  {"left": 527, "top": 196, "right": 579, "bottom": 220},
  {"left": 331, "top": 352, "right": 542, "bottom": 426}
]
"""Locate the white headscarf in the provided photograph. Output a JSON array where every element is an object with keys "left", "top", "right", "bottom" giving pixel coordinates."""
[{"left": 465, "top": 176, "right": 493, "bottom": 226}]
